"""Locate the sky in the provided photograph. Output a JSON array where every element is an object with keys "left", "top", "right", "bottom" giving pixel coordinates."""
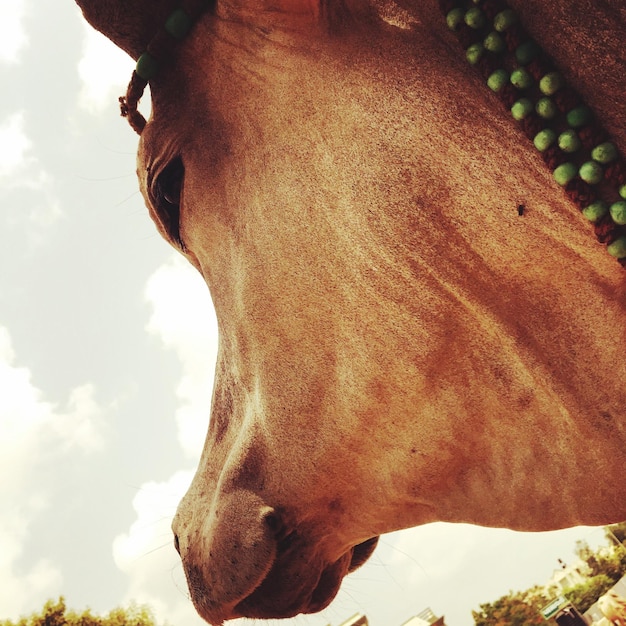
[{"left": 0, "top": 1, "right": 617, "bottom": 625}]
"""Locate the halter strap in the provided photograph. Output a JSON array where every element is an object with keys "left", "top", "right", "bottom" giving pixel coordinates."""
[
  {"left": 440, "top": 0, "right": 626, "bottom": 267},
  {"left": 120, "top": 0, "right": 212, "bottom": 134}
]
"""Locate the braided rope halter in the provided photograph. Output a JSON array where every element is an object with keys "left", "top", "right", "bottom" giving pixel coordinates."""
[
  {"left": 119, "top": 0, "right": 212, "bottom": 134},
  {"left": 440, "top": 0, "right": 626, "bottom": 267}
]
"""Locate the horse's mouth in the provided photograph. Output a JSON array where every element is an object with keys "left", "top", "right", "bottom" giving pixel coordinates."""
[
  {"left": 235, "top": 535, "right": 380, "bottom": 619},
  {"left": 348, "top": 536, "right": 379, "bottom": 571}
]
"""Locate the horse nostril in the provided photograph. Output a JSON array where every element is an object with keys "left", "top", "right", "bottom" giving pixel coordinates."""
[
  {"left": 174, "top": 533, "right": 181, "bottom": 555},
  {"left": 265, "top": 511, "right": 280, "bottom": 532},
  {"left": 265, "top": 510, "right": 287, "bottom": 538}
]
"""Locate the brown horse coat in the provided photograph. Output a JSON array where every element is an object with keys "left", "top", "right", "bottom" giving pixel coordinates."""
[{"left": 75, "top": 0, "right": 626, "bottom": 622}]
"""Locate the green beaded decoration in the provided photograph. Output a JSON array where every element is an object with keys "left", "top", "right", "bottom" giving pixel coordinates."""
[
  {"left": 534, "top": 129, "right": 556, "bottom": 152},
  {"left": 465, "top": 7, "right": 485, "bottom": 28},
  {"left": 582, "top": 201, "right": 608, "bottom": 222},
  {"left": 511, "top": 98, "right": 533, "bottom": 121},
  {"left": 446, "top": 8, "right": 465, "bottom": 30},
  {"left": 136, "top": 52, "right": 159, "bottom": 80},
  {"left": 553, "top": 162, "right": 578, "bottom": 186},
  {"left": 610, "top": 201, "right": 626, "bottom": 225},
  {"left": 566, "top": 106, "right": 592, "bottom": 128},
  {"left": 466, "top": 43, "right": 484, "bottom": 65},
  {"left": 607, "top": 236, "right": 626, "bottom": 259},
  {"left": 539, "top": 72, "right": 563, "bottom": 96},
  {"left": 515, "top": 40, "right": 540, "bottom": 65},
  {"left": 442, "top": 0, "right": 626, "bottom": 268},
  {"left": 165, "top": 9, "right": 193, "bottom": 39},
  {"left": 535, "top": 97, "right": 556, "bottom": 119},
  {"left": 591, "top": 142, "right": 618, "bottom": 164},
  {"left": 579, "top": 161, "right": 604, "bottom": 185},
  {"left": 510, "top": 68, "right": 532, "bottom": 90},
  {"left": 558, "top": 130, "right": 581, "bottom": 153},
  {"left": 484, "top": 31, "right": 505, "bottom": 53},
  {"left": 487, "top": 69, "right": 509, "bottom": 92},
  {"left": 493, "top": 9, "right": 517, "bottom": 32}
]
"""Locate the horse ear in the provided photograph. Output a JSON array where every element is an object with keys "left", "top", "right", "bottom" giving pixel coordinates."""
[{"left": 74, "top": 0, "right": 175, "bottom": 59}]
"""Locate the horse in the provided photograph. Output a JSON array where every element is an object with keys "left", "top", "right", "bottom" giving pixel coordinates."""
[{"left": 74, "top": 0, "right": 626, "bottom": 623}]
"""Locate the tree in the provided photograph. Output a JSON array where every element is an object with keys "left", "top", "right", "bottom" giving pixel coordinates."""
[
  {"left": 0, "top": 598, "right": 158, "bottom": 626},
  {"left": 563, "top": 574, "right": 615, "bottom": 613},
  {"left": 575, "top": 538, "right": 626, "bottom": 582},
  {"left": 606, "top": 522, "right": 626, "bottom": 547},
  {"left": 472, "top": 587, "right": 558, "bottom": 626},
  {"left": 474, "top": 535, "right": 626, "bottom": 625}
]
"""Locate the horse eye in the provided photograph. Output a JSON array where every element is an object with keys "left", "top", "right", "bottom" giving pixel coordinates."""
[{"left": 152, "top": 157, "right": 185, "bottom": 248}]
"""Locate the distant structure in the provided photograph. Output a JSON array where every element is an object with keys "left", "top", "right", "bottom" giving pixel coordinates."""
[
  {"left": 545, "top": 558, "right": 587, "bottom": 595},
  {"left": 401, "top": 607, "right": 447, "bottom": 626},
  {"left": 333, "top": 607, "right": 446, "bottom": 626}
]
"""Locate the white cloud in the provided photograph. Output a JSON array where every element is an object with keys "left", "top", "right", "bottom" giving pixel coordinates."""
[
  {"left": 110, "top": 258, "right": 220, "bottom": 626},
  {"left": 0, "top": 324, "right": 106, "bottom": 619},
  {"left": 0, "top": 112, "right": 63, "bottom": 230},
  {"left": 112, "top": 471, "right": 207, "bottom": 626},
  {"left": 0, "top": 112, "right": 31, "bottom": 178},
  {"left": 144, "top": 255, "right": 218, "bottom": 459},
  {"left": 77, "top": 25, "right": 136, "bottom": 115},
  {"left": 0, "top": 0, "right": 29, "bottom": 64},
  {"left": 0, "top": 330, "right": 105, "bottom": 466}
]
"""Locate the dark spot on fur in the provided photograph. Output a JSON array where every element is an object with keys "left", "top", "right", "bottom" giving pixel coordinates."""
[{"left": 328, "top": 498, "right": 343, "bottom": 513}]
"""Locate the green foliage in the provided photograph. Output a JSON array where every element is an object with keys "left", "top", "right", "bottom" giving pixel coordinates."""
[
  {"left": 606, "top": 522, "right": 626, "bottom": 547},
  {"left": 563, "top": 574, "right": 615, "bottom": 613},
  {"left": 0, "top": 597, "right": 158, "bottom": 626},
  {"left": 474, "top": 527, "right": 626, "bottom": 625},
  {"left": 575, "top": 538, "right": 626, "bottom": 582},
  {"left": 472, "top": 587, "right": 557, "bottom": 626}
]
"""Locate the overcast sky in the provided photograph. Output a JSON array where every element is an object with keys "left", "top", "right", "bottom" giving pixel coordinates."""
[{"left": 0, "top": 2, "right": 615, "bottom": 625}]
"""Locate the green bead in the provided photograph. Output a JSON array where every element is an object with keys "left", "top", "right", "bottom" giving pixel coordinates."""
[
  {"left": 553, "top": 162, "right": 578, "bottom": 186},
  {"left": 558, "top": 130, "right": 581, "bottom": 153},
  {"left": 582, "top": 201, "right": 608, "bottom": 222},
  {"left": 494, "top": 9, "right": 517, "bottom": 32},
  {"left": 465, "top": 7, "right": 486, "bottom": 29},
  {"left": 515, "top": 40, "right": 540, "bottom": 65},
  {"left": 533, "top": 129, "right": 557, "bottom": 152},
  {"left": 511, "top": 98, "right": 533, "bottom": 121},
  {"left": 446, "top": 8, "right": 465, "bottom": 30},
  {"left": 487, "top": 69, "right": 509, "bottom": 92},
  {"left": 535, "top": 97, "right": 557, "bottom": 119},
  {"left": 607, "top": 236, "right": 626, "bottom": 259},
  {"left": 610, "top": 201, "right": 626, "bottom": 225},
  {"left": 539, "top": 72, "right": 563, "bottom": 96},
  {"left": 135, "top": 52, "right": 159, "bottom": 80},
  {"left": 591, "top": 142, "right": 618, "bottom": 164},
  {"left": 620, "top": 184, "right": 626, "bottom": 199},
  {"left": 566, "top": 106, "right": 592, "bottom": 128},
  {"left": 579, "top": 161, "right": 604, "bottom": 185},
  {"left": 484, "top": 32, "right": 505, "bottom": 53},
  {"left": 510, "top": 68, "right": 532, "bottom": 90},
  {"left": 466, "top": 43, "right": 484, "bottom": 65},
  {"left": 165, "top": 8, "right": 192, "bottom": 39}
]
